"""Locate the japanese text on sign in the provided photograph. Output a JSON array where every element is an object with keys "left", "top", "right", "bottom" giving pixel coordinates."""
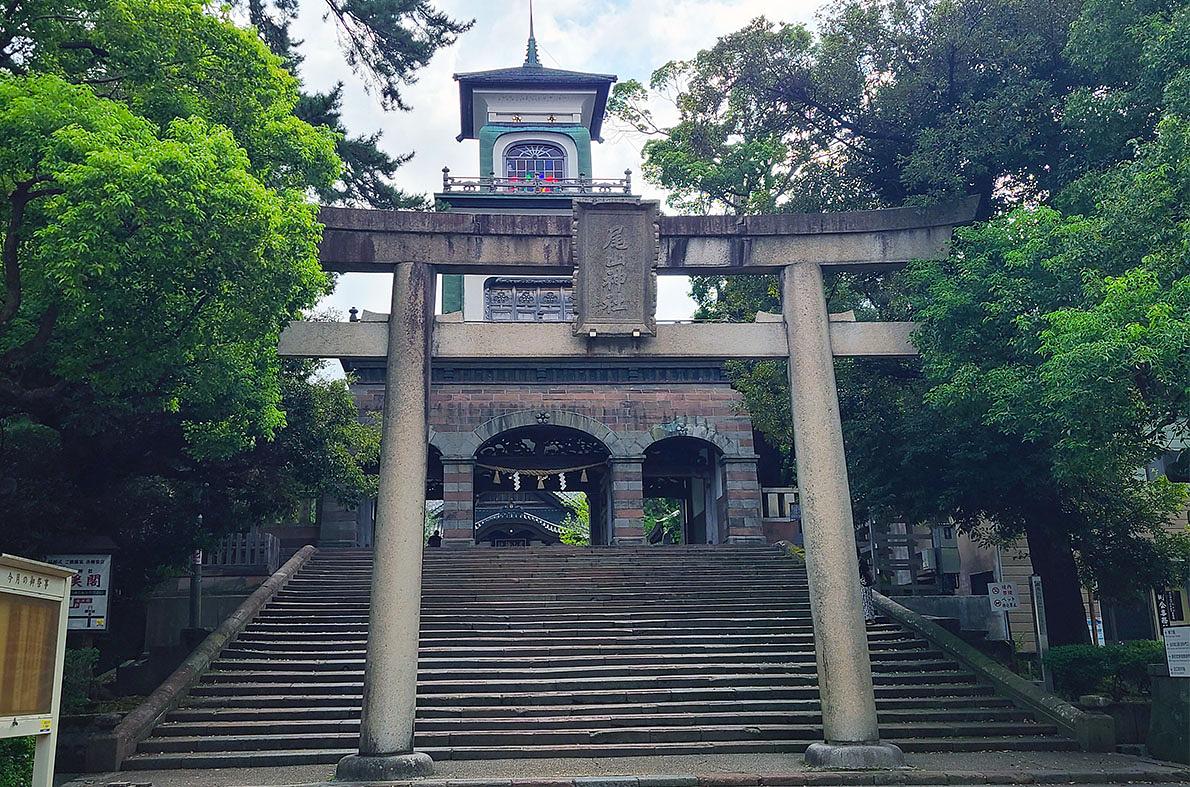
[
  {"left": 45, "top": 555, "right": 111, "bottom": 631},
  {"left": 988, "top": 582, "right": 1020, "bottom": 611}
]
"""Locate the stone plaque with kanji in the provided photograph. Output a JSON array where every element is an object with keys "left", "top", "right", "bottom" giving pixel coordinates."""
[{"left": 572, "top": 200, "right": 658, "bottom": 337}]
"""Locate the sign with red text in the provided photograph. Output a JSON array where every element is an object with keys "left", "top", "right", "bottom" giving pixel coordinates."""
[
  {"left": 45, "top": 555, "right": 111, "bottom": 630},
  {"left": 988, "top": 582, "right": 1020, "bottom": 611}
]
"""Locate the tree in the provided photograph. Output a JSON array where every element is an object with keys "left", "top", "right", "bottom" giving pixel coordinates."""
[
  {"left": 239, "top": 0, "right": 472, "bottom": 209},
  {"left": 0, "top": 1, "right": 377, "bottom": 596},
  {"left": 560, "top": 493, "right": 591, "bottom": 546},
  {"left": 612, "top": 0, "right": 1190, "bottom": 644}
]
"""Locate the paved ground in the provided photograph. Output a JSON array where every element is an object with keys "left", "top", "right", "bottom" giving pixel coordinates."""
[{"left": 57, "top": 751, "right": 1190, "bottom": 787}]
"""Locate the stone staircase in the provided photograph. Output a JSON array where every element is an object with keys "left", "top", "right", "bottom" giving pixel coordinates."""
[{"left": 126, "top": 545, "right": 1075, "bottom": 769}]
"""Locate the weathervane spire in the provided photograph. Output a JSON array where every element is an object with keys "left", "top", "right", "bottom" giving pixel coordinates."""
[{"left": 524, "top": 0, "right": 541, "bottom": 68}]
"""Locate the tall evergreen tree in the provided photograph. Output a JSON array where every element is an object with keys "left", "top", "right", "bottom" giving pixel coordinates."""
[{"left": 237, "top": 0, "right": 473, "bottom": 209}]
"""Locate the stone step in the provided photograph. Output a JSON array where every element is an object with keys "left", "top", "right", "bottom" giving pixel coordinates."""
[
  {"left": 229, "top": 628, "right": 911, "bottom": 647},
  {"left": 275, "top": 593, "right": 815, "bottom": 605},
  {"left": 189, "top": 671, "right": 977, "bottom": 698},
  {"left": 262, "top": 602, "right": 818, "bottom": 614},
  {"left": 181, "top": 682, "right": 999, "bottom": 709},
  {"left": 215, "top": 647, "right": 947, "bottom": 667},
  {"left": 203, "top": 658, "right": 962, "bottom": 683},
  {"left": 255, "top": 604, "right": 823, "bottom": 623},
  {"left": 129, "top": 545, "right": 1073, "bottom": 769},
  {"left": 164, "top": 697, "right": 1018, "bottom": 724},
  {"left": 156, "top": 706, "right": 1039, "bottom": 737},
  {"left": 239, "top": 622, "right": 842, "bottom": 637},
  {"left": 126, "top": 732, "right": 1079, "bottom": 770},
  {"left": 137, "top": 719, "right": 1060, "bottom": 754}
]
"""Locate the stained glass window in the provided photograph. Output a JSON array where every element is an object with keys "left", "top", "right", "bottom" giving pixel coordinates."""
[{"left": 504, "top": 142, "right": 567, "bottom": 181}]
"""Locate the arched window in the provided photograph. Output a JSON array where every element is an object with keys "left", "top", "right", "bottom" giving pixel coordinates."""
[{"left": 504, "top": 142, "right": 567, "bottom": 181}]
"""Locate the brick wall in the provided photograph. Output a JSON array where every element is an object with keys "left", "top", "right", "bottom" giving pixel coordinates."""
[{"left": 350, "top": 378, "right": 765, "bottom": 543}]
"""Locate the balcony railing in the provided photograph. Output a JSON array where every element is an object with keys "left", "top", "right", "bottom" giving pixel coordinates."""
[{"left": 441, "top": 168, "right": 632, "bottom": 196}]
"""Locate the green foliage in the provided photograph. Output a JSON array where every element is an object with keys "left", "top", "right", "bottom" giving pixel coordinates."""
[
  {"left": 644, "top": 497, "right": 683, "bottom": 544},
  {"left": 236, "top": 0, "right": 470, "bottom": 112},
  {"left": 0, "top": 1, "right": 378, "bottom": 595},
  {"left": 0, "top": 736, "right": 34, "bottom": 787},
  {"left": 1, "top": 74, "right": 329, "bottom": 457},
  {"left": 906, "top": 111, "right": 1190, "bottom": 599},
  {"left": 240, "top": 0, "right": 471, "bottom": 209},
  {"left": 620, "top": 0, "right": 1190, "bottom": 644},
  {"left": 61, "top": 647, "right": 100, "bottom": 714},
  {"left": 560, "top": 494, "right": 591, "bottom": 546},
  {"left": 1044, "top": 641, "right": 1167, "bottom": 700}
]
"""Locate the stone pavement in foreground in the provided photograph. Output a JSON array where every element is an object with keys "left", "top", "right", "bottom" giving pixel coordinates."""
[{"left": 57, "top": 751, "right": 1190, "bottom": 787}]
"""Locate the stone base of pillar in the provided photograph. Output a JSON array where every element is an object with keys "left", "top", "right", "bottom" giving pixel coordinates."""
[
  {"left": 441, "top": 536, "right": 473, "bottom": 549},
  {"left": 613, "top": 536, "right": 646, "bottom": 546},
  {"left": 335, "top": 751, "right": 434, "bottom": 780},
  {"left": 804, "top": 741, "right": 905, "bottom": 768}
]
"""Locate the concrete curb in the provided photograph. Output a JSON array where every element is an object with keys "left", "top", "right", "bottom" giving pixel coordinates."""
[
  {"left": 85, "top": 545, "right": 319, "bottom": 772},
  {"left": 305, "top": 767, "right": 1190, "bottom": 787},
  {"left": 871, "top": 591, "right": 1115, "bottom": 752}
]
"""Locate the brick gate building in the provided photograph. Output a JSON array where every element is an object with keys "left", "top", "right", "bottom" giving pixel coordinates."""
[{"left": 318, "top": 27, "right": 771, "bottom": 549}]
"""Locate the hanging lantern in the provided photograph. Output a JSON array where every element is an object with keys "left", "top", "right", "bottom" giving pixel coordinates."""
[
  {"left": 580, "top": 468, "right": 589, "bottom": 483},
  {"left": 559, "top": 472, "right": 566, "bottom": 491}
]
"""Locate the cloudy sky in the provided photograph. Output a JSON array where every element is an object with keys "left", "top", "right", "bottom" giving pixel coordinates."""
[{"left": 293, "top": 0, "right": 821, "bottom": 326}]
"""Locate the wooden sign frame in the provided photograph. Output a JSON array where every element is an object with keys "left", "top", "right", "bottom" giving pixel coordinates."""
[{"left": 0, "top": 554, "right": 75, "bottom": 787}]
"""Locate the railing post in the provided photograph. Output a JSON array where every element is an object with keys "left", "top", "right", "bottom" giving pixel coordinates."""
[
  {"left": 441, "top": 166, "right": 450, "bottom": 192},
  {"left": 624, "top": 168, "right": 632, "bottom": 194}
]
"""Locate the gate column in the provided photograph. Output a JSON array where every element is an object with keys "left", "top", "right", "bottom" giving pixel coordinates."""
[
  {"left": 441, "top": 457, "right": 475, "bottom": 547},
  {"left": 609, "top": 456, "right": 646, "bottom": 545},
  {"left": 781, "top": 261, "right": 904, "bottom": 767},
  {"left": 336, "top": 261, "right": 436, "bottom": 781},
  {"left": 721, "top": 455, "right": 765, "bottom": 544}
]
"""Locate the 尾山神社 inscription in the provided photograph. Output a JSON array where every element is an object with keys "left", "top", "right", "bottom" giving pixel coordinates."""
[{"left": 572, "top": 200, "right": 657, "bottom": 337}]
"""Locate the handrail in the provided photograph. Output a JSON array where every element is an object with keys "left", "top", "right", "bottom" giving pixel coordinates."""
[
  {"left": 872, "top": 590, "right": 1115, "bottom": 752},
  {"left": 85, "top": 545, "right": 319, "bottom": 771}
]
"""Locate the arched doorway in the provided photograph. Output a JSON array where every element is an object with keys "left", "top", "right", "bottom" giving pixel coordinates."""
[
  {"left": 642, "top": 437, "right": 725, "bottom": 545},
  {"left": 472, "top": 424, "right": 611, "bottom": 546}
]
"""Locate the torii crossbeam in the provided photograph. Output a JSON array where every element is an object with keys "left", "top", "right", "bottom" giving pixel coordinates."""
[{"left": 280, "top": 196, "right": 979, "bottom": 778}]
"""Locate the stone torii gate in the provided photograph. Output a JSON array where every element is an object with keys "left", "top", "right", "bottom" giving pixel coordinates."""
[{"left": 279, "top": 197, "right": 978, "bottom": 779}]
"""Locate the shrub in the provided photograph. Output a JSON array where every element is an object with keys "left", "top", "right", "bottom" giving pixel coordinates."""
[
  {"left": 1044, "top": 640, "right": 1166, "bottom": 700},
  {"left": 60, "top": 647, "right": 100, "bottom": 714},
  {"left": 0, "top": 736, "right": 34, "bottom": 787}
]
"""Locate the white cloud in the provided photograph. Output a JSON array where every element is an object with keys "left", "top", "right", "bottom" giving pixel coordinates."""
[{"left": 296, "top": 0, "right": 822, "bottom": 330}]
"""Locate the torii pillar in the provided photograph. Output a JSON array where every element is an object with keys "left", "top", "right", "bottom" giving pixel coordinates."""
[
  {"left": 784, "top": 260, "right": 904, "bottom": 767},
  {"left": 283, "top": 198, "right": 977, "bottom": 777},
  {"left": 335, "top": 260, "right": 436, "bottom": 780}
]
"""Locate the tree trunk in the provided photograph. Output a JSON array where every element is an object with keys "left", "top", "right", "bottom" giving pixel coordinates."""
[{"left": 1024, "top": 519, "right": 1090, "bottom": 646}]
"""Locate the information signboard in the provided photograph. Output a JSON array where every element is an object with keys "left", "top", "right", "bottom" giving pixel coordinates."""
[
  {"left": 1164, "top": 625, "right": 1190, "bottom": 678},
  {"left": 0, "top": 554, "right": 74, "bottom": 787},
  {"left": 46, "top": 554, "right": 111, "bottom": 630},
  {"left": 988, "top": 582, "right": 1020, "bottom": 611}
]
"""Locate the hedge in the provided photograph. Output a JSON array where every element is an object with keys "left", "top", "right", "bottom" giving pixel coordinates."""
[
  {"left": 1043, "top": 640, "right": 1166, "bottom": 700},
  {"left": 0, "top": 737, "right": 34, "bottom": 787}
]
